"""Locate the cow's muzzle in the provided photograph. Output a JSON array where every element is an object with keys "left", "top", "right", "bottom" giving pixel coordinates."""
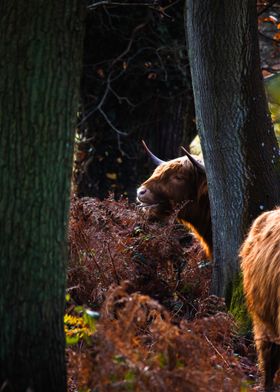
[{"left": 136, "top": 186, "right": 159, "bottom": 208}]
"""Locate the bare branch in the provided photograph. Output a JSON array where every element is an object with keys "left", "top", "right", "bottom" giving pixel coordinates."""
[
  {"left": 87, "top": 0, "right": 173, "bottom": 18},
  {"left": 259, "top": 31, "right": 280, "bottom": 45},
  {"left": 110, "top": 87, "right": 137, "bottom": 107},
  {"left": 204, "top": 335, "right": 230, "bottom": 367},
  {"left": 111, "top": 23, "right": 147, "bottom": 68},
  {"left": 78, "top": 71, "right": 128, "bottom": 135},
  {"left": 258, "top": 0, "right": 279, "bottom": 16},
  {"left": 99, "top": 108, "right": 128, "bottom": 135},
  {"left": 87, "top": 1, "right": 159, "bottom": 10}
]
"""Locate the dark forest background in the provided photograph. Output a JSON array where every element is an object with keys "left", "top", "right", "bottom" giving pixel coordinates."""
[{"left": 74, "top": 0, "right": 280, "bottom": 201}]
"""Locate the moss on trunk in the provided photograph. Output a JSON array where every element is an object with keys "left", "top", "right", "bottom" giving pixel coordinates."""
[{"left": 229, "top": 273, "right": 251, "bottom": 335}]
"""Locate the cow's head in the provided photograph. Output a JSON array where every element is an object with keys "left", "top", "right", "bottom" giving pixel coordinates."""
[
  {"left": 137, "top": 141, "right": 212, "bottom": 257},
  {"left": 137, "top": 141, "right": 206, "bottom": 220},
  {"left": 137, "top": 144, "right": 213, "bottom": 258}
]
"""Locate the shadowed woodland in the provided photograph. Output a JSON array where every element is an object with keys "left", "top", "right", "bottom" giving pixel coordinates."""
[
  {"left": 1, "top": 1, "right": 280, "bottom": 392},
  {"left": 67, "top": 2, "right": 280, "bottom": 390}
]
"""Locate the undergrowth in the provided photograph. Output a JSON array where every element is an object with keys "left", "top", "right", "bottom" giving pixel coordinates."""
[{"left": 67, "top": 196, "right": 258, "bottom": 391}]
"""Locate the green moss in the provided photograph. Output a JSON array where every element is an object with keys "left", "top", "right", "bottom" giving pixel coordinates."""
[{"left": 229, "top": 273, "right": 251, "bottom": 335}]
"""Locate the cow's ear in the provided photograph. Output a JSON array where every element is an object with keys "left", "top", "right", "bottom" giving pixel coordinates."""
[
  {"left": 142, "top": 140, "right": 166, "bottom": 166},
  {"left": 181, "top": 147, "right": 205, "bottom": 173}
]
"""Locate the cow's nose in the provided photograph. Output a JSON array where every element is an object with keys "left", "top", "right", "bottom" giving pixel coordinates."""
[{"left": 137, "top": 187, "right": 147, "bottom": 196}]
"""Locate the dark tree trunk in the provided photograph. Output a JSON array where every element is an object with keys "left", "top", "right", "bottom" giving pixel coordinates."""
[
  {"left": 186, "top": 0, "right": 280, "bottom": 298},
  {"left": 144, "top": 91, "right": 196, "bottom": 161},
  {"left": 0, "top": 2, "right": 84, "bottom": 391}
]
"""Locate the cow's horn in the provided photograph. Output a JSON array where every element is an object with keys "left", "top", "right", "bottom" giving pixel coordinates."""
[
  {"left": 181, "top": 146, "right": 205, "bottom": 173},
  {"left": 142, "top": 140, "right": 165, "bottom": 166}
]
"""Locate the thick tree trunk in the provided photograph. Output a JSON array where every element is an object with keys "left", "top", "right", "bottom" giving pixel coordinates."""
[
  {"left": 0, "top": 2, "right": 84, "bottom": 391},
  {"left": 144, "top": 92, "right": 196, "bottom": 161},
  {"left": 186, "top": 1, "right": 280, "bottom": 298}
]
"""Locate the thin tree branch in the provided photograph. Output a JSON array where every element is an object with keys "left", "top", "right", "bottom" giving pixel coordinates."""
[
  {"left": 204, "top": 335, "right": 230, "bottom": 367},
  {"left": 87, "top": 1, "right": 158, "bottom": 10},
  {"left": 259, "top": 31, "right": 280, "bottom": 45},
  {"left": 107, "top": 243, "right": 120, "bottom": 285},
  {"left": 111, "top": 23, "right": 147, "bottom": 68},
  {"left": 99, "top": 108, "right": 128, "bottom": 135},
  {"left": 258, "top": 0, "right": 279, "bottom": 16},
  {"left": 87, "top": 0, "right": 173, "bottom": 18}
]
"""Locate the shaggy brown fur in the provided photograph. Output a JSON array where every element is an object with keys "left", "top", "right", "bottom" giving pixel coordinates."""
[
  {"left": 240, "top": 207, "right": 280, "bottom": 391},
  {"left": 137, "top": 156, "right": 212, "bottom": 258}
]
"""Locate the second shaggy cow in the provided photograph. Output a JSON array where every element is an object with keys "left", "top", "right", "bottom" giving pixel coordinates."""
[{"left": 240, "top": 207, "right": 280, "bottom": 391}]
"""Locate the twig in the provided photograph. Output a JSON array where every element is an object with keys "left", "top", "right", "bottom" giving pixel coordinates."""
[
  {"left": 87, "top": 0, "right": 173, "bottom": 18},
  {"left": 259, "top": 31, "right": 280, "bottom": 45},
  {"left": 107, "top": 243, "right": 120, "bottom": 285},
  {"left": 110, "top": 87, "right": 137, "bottom": 107},
  {"left": 258, "top": 0, "right": 279, "bottom": 16},
  {"left": 66, "top": 285, "right": 81, "bottom": 292},
  {"left": 91, "top": 253, "right": 109, "bottom": 286},
  {"left": 204, "top": 334, "right": 230, "bottom": 367},
  {"left": 99, "top": 108, "right": 128, "bottom": 135},
  {"left": 78, "top": 71, "right": 128, "bottom": 135},
  {"left": 88, "top": 1, "right": 158, "bottom": 10},
  {"left": 111, "top": 23, "right": 148, "bottom": 68}
]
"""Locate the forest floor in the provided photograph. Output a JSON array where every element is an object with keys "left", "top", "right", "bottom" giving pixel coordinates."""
[{"left": 66, "top": 197, "right": 268, "bottom": 392}]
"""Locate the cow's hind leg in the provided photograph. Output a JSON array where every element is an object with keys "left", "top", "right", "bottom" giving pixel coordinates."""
[{"left": 260, "top": 341, "right": 280, "bottom": 391}]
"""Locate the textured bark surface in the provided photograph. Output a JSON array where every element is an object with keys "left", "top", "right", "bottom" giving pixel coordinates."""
[
  {"left": 0, "top": 1, "right": 84, "bottom": 391},
  {"left": 143, "top": 92, "right": 196, "bottom": 161},
  {"left": 186, "top": 0, "right": 280, "bottom": 297}
]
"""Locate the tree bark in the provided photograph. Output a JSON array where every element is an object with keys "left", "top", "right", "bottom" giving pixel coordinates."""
[
  {"left": 144, "top": 92, "right": 196, "bottom": 161},
  {"left": 0, "top": 2, "right": 84, "bottom": 391},
  {"left": 186, "top": 0, "right": 280, "bottom": 298}
]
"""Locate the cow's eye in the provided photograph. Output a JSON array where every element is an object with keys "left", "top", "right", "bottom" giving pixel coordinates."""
[{"left": 175, "top": 175, "right": 184, "bottom": 181}]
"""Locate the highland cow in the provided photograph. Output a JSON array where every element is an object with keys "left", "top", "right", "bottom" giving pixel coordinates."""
[
  {"left": 240, "top": 207, "right": 280, "bottom": 391},
  {"left": 137, "top": 142, "right": 212, "bottom": 258}
]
